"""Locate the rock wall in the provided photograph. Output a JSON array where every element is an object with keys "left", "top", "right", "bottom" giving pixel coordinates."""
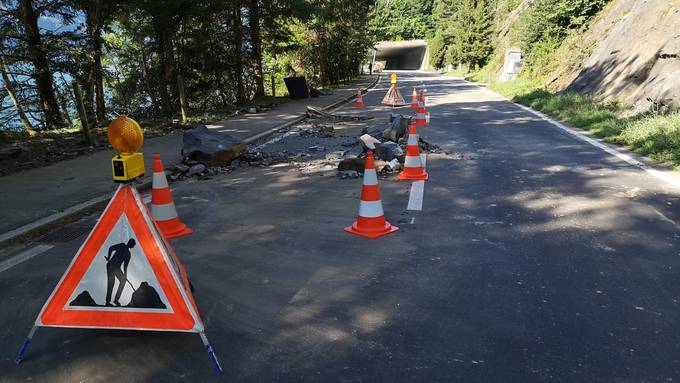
[{"left": 568, "top": 0, "right": 680, "bottom": 112}]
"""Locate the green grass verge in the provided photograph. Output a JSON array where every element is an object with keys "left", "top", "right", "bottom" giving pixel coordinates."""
[{"left": 476, "top": 77, "right": 680, "bottom": 168}]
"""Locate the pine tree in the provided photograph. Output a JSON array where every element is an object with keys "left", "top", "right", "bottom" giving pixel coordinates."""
[
  {"left": 448, "top": 0, "right": 492, "bottom": 69},
  {"left": 468, "top": 0, "right": 493, "bottom": 68},
  {"left": 430, "top": 0, "right": 459, "bottom": 68}
]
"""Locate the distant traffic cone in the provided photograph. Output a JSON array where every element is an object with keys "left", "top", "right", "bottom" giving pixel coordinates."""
[
  {"left": 421, "top": 90, "right": 430, "bottom": 126},
  {"left": 399, "top": 123, "right": 428, "bottom": 181},
  {"left": 410, "top": 86, "right": 418, "bottom": 109},
  {"left": 344, "top": 151, "right": 399, "bottom": 239},
  {"left": 151, "top": 154, "right": 193, "bottom": 239},
  {"left": 355, "top": 88, "right": 365, "bottom": 107},
  {"left": 415, "top": 91, "right": 427, "bottom": 126}
]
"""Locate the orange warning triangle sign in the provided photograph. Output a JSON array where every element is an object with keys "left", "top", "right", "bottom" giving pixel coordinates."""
[{"left": 37, "top": 184, "right": 203, "bottom": 332}]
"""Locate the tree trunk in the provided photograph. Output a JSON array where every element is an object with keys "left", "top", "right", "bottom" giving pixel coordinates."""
[
  {"left": 139, "top": 44, "right": 159, "bottom": 116},
  {"left": 233, "top": 5, "right": 246, "bottom": 103},
  {"left": 318, "top": 28, "right": 327, "bottom": 87},
  {"left": 156, "top": 30, "right": 173, "bottom": 116},
  {"left": 214, "top": 70, "right": 229, "bottom": 107},
  {"left": 85, "top": 0, "right": 105, "bottom": 124},
  {"left": 83, "top": 70, "right": 97, "bottom": 128},
  {"left": 176, "top": 73, "right": 188, "bottom": 124},
  {"left": 92, "top": 26, "right": 105, "bottom": 122},
  {"left": 56, "top": 82, "right": 73, "bottom": 126},
  {"left": 0, "top": 55, "right": 36, "bottom": 135},
  {"left": 18, "top": 0, "right": 66, "bottom": 128},
  {"left": 72, "top": 81, "right": 96, "bottom": 146},
  {"left": 271, "top": 72, "right": 276, "bottom": 97},
  {"left": 163, "top": 31, "right": 177, "bottom": 106},
  {"left": 249, "top": 0, "right": 264, "bottom": 98}
]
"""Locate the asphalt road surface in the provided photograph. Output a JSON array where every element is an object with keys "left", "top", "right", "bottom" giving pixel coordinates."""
[{"left": 2, "top": 72, "right": 680, "bottom": 382}]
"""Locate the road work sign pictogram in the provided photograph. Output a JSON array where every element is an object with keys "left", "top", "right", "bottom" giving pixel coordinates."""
[
  {"left": 16, "top": 184, "right": 223, "bottom": 373},
  {"left": 38, "top": 184, "right": 199, "bottom": 330}
]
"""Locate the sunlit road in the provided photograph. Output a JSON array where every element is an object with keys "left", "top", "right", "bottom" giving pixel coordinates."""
[{"left": 2, "top": 72, "right": 680, "bottom": 382}]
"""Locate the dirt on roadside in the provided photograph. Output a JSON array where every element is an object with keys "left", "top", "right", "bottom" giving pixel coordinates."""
[{"left": 0, "top": 123, "right": 178, "bottom": 177}]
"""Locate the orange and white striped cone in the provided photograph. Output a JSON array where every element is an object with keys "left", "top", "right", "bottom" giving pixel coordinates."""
[
  {"left": 415, "top": 91, "right": 427, "bottom": 126},
  {"left": 410, "top": 86, "right": 418, "bottom": 109},
  {"left": 151, "top": 154, "right": 193, "bottom": 239},
  {"left": 399, "top": 123, "right": 428, "bottom": 181},
  {"left": 344, "top": 151, "right": 399, "bottom": 239},
  {"left": 355, "top": 88, "right": 365, "bottom": 107},
  {"left": 421, "top": 90, "right": 430, "bottom": 125}
]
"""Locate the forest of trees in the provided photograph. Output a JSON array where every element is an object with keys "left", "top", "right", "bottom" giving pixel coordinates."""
[
  {"left": 0, "top": 0, "right": 612, "bottom": 136},
  {"left": 0, "top": 0, "right": 373, "bottom": 134},
  {"left": 369, "top": 0, "right": 608, "bottom": 74},
  {"left": 368, "top": 0, "right": 494, "bottom": 70}
]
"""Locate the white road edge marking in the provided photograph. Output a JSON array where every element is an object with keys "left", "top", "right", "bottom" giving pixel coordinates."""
[
  {"left": 471, "top": 82, "right": 680, "bottom": 190},
  {"left": 407, "top": 154, "right": 427, "bottom": 211},
  {"left": 0, "top": 244, "right": 54, "bottom": 274}
]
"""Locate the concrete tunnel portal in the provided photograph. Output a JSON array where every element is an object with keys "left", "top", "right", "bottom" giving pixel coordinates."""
[{"left": 373, "top": 40, "right": 429, "bottom": 71}]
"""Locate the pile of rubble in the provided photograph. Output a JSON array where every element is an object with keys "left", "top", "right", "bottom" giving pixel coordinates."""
[
  {"left": 168, "top": 112, "right": 444, "bottom": 181},
  {"left": 336, "top": 113, "right": 444, "bottom": 178}
]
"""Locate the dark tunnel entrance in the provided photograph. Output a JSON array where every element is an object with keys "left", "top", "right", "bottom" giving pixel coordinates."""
[{"left": 374, "top": 40, "right": 428, "bottom": 70}]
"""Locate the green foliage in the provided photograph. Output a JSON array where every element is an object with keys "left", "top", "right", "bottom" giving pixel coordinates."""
[
  {"left": 369, "top": 0, "right": 434, "bottom": 41},
  {"left": 459, "top": 0, "right": 494, "bottom": 68},
  {"left": 495, "top": 0, "right": 521, "bottom": 20},
  {"left": 487, "top": 76, "right": 539, "bottom": 97},
  {"left": 0, "top": 0, "right": 373, "bottom": 133},
  {"left": 429, "top": 0, "right": 493, "bottom": 69},
  {"left": 512, "top": 0, "right": 608, "bottom": 74},
  {"left": 615, "top": 114, "right": 680, "bottom": 165},
  {"left": 428, "top": 34, "right": 447, "bottom": 68},
  {"left": 287, "top": 0, "right": 373, "bottom": 87}
]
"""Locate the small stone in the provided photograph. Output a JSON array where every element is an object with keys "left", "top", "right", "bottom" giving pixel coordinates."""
[
  {"left": 187, "top": 163, "right": 206, "bottom": 176},
  {"left": 384, "top": 158, "right": 402, "bottom": 172},
  {"left": 340, "top": 170, "right": 360, "bottom": 179},
  {"left": 360, "top": 134, "right": 381, "bottom": 150}
]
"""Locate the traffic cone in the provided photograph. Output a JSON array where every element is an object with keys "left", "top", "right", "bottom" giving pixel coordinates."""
[
  {"left": 355, "top": 88, "right": 365, "bottom": 107},
  {"left": 410, "top": 86, "right": 418, "bottom": 109},
  {"left": 399, "top": 123, "right": 428, "bottom": 181},
  {"left": 151, "top": 154, "right": 193, "bottom": 239},
  {"left": 415, "top": 91, "right": 427, "bottom": 126},
  {"left": 421, "top": 90, "right": 430, "bottom": 126},
  {"left": 344, "top": 151, "right": 399, "bottom": 239}
]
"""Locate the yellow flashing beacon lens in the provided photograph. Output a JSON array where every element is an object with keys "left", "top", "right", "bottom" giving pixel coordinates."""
[{"left": 109, "top": 115, "right": 145, "bottom": 183}]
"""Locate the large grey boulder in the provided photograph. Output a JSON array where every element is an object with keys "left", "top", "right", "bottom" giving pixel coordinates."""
[
  {"left": 382, "top": 114, "right": 412, "bottom": 142},
  {"left": 182, "top": 124, "right": 246, "bottom": 166}
]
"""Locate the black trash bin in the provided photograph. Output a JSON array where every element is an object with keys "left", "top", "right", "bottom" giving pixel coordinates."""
[{"left": 284, "top": 76, "right": 310, "bottom": 99}]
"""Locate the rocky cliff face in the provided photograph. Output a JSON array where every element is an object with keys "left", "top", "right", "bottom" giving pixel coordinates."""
[{"left": 568, "top": 0, "right": 680, "bottom": 112}]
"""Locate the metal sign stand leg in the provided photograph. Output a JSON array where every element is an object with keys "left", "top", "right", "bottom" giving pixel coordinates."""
[
  {"left": 200, "top": 331, "right": 223, "bottom": 374},
  {"left": 15, "top": 325, "right": 37, "bottom": 364}
]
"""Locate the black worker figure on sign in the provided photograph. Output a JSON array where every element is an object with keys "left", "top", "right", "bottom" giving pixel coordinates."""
[
  {"left": 105, "top": 238, "right": 136, "bottom": 306},
  {"left": 68, "top": 235, "right": 167, "bottom": 309}
]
